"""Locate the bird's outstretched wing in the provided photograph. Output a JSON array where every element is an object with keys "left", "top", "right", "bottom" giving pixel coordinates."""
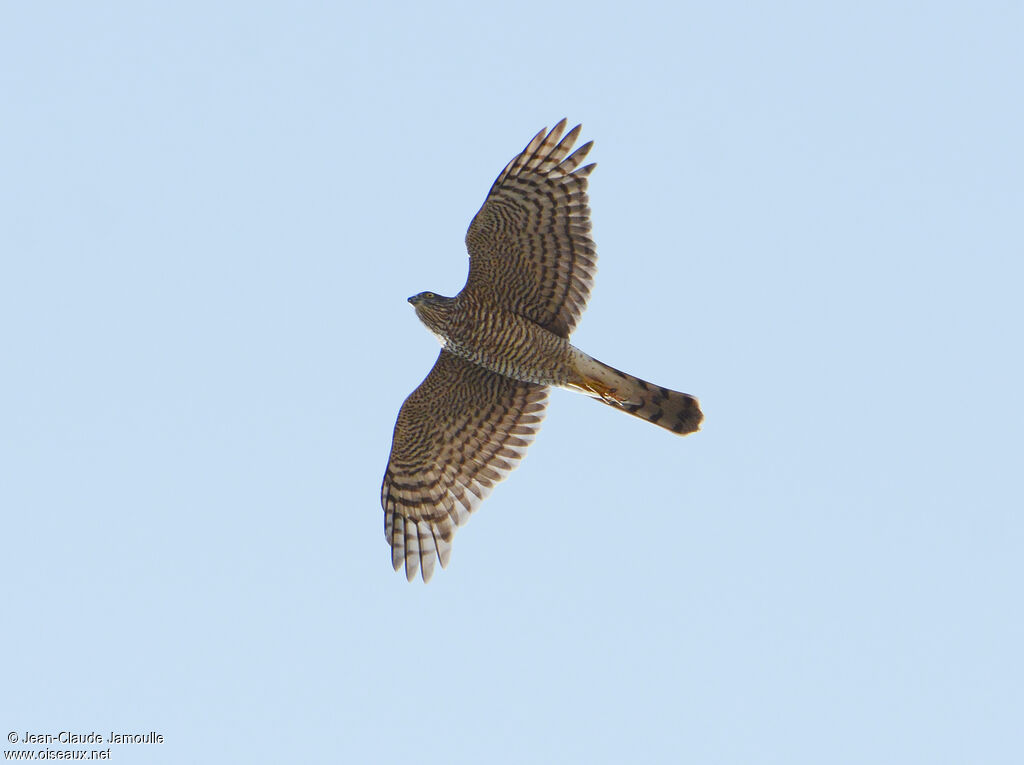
[
  {"left": 463, "top": 119, "right": 597, "bottom": 338},
  {"left": 381, "top": 350, "right": 548, "bottom": 581}
]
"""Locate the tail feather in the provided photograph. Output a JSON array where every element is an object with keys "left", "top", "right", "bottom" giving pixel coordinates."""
[{"left": 570, "top": 355, "right": 703, "bottom": 435}]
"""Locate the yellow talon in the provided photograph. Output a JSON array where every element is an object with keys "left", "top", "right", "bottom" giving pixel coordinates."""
[{"left": 571, "top": 378, "right": 628, "bottom": 405}]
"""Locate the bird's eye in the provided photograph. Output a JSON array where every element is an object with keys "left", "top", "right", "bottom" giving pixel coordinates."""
[{"left": 424, "top": 292, "right": 435, "bottom": 299}]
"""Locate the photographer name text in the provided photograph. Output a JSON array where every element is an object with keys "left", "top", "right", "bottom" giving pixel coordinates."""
[{"left": 15, "top": 732, "right": 163, "bottom": 745}]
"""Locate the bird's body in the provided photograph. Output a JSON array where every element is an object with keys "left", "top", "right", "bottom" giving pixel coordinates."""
[
  {"left": 411, "top": 290, "right": 703, "bottom": 433},
  {"left": 382, "top": 120, "right": 703, "bottom": 581},
  {"left": 410, "top": 292, "right": 576, "bottom": 386}
]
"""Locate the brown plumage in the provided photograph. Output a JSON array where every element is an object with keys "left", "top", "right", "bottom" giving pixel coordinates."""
[{"left": 382, "top": 120, "right": 702, "bottom": 581}]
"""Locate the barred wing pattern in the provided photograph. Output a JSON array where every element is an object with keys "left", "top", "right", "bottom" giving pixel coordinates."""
[
  {"left": 464, "top": 119, "right": 597, "bottom": 339},
  {"left": 381, "top": 350, "right": 548, "bottom": 582}
]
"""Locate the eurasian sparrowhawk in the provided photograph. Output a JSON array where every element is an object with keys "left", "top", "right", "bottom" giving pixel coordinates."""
[{"left": 381, "top": 120, "right": 703, "bottom": 581}]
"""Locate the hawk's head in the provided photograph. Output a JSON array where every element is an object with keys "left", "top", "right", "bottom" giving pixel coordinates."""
[{"left": 408, "top": 291, "right": 454, "bottom": 341}]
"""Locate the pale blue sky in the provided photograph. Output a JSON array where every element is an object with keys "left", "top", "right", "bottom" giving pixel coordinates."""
[{"left": 3, "top": 2, "right": 1022, "bottom": 763}]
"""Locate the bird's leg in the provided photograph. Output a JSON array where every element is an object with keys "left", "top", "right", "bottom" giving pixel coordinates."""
[{"left": 567, "top": 377, "right": 631, "bottom": 406}]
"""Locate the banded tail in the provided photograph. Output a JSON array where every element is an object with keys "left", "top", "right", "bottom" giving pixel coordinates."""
[{"left": 568, "top": 352, "right": 703, "bottom": 435}]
